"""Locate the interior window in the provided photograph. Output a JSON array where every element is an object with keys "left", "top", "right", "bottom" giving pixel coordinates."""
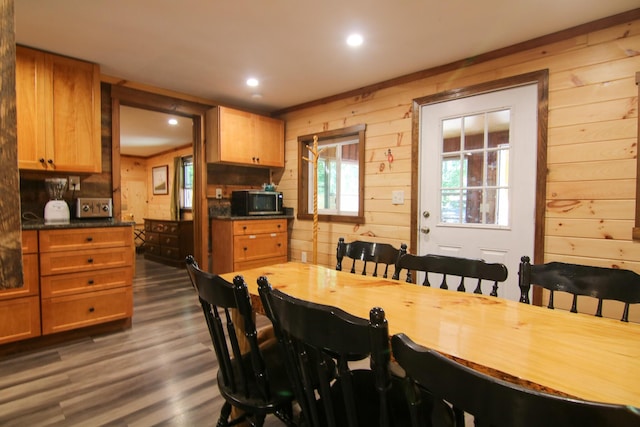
[
  {"left": 298, "top": 124, "right": 365, "bottom": 223},
  {"left": 181, "top": 156, "right": 193, "bottom": 210}
]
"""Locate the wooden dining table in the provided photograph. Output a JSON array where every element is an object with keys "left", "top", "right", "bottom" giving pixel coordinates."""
[{"left": 220, "top": 261, "right": 640, "bottom": 409}]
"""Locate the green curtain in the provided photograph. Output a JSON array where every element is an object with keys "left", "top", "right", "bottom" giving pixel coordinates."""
[{"left": 170, "top": 156, "right": 182, "bottom": 220}]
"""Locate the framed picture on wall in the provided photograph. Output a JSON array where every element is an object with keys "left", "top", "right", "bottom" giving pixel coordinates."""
[{"left": 152, "top": 165, "right": 169, "bottom": 195}]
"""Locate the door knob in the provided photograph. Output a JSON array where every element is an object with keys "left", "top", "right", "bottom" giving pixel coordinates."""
[
  {"left": 420, "top": 227, "right": 430, "bottom": 234},
  {"left": 422, "top": 211, "right": 430, "bottom": 218}
]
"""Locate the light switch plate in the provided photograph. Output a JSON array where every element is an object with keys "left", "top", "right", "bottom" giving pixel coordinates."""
[
  {"left": 215, "top": 188, "right": 223, "bottom": 199},
  {"left": 392, "top": 190, "right": 404, "bottom": 205}
]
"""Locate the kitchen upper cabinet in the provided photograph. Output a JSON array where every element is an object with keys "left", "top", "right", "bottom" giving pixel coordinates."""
[
  {"left": 16, "top": 46, "right": 102, "bottom": 173},
  {"left": 206, "top": 106, "right": 284, "bottom": 168}
]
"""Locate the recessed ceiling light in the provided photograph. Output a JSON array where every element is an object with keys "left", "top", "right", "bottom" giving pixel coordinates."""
[
  {"left": 246, "top": 78, "right": 259, "bottom": 87},
  {"left": 168, "top": 118, "right": 178, "bottom": 126},
  {"left": 346, "top": 33, "right": 363, "bottom": 47}
]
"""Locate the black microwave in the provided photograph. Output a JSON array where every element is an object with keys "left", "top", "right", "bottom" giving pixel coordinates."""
[{"left": 231, "top": 190, "right": 284, "bottom": 216}]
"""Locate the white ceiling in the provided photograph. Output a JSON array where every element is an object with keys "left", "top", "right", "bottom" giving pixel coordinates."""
[
  {"left": 119, "top": 106, "right": 193, "bottom": 157},
  {"left": 14, "top": 1, "right": 639, "bottom": 156}
]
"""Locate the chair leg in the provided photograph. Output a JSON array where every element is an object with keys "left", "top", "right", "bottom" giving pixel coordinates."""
[
  {"left": 453, "top": 406, "right": 466, "bottom": 426},
  {"left": 217, "top": 402, "right": 232, "bottom": 426}
]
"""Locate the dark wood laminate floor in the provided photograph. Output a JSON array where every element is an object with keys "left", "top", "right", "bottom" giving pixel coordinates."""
[{"left": 0, "top": 255, "right": 280, "bottom": 427}]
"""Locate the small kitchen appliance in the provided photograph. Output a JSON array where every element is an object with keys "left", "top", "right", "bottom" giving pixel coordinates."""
[
  {"left": 76, "top": 197, "right": 113, "bottom": 218},
  {"left": 44, "top": 178, "right": 70, "bottom": 224},
  {"left": 231, "top": 190, "right": 283, "bottom": 216}
]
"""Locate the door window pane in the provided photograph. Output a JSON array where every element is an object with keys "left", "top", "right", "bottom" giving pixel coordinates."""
[{"left": 439, "top": 109, "right": 511, "bottom": 227}]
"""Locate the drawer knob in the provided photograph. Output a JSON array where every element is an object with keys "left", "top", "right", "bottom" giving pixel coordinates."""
[
  {"left": 88, "top": 280, "right": 94, "bottom": 285},
  {"left": 243, "top": 247, "right": 248, "bottom": 251},
  {"left": 87, "top": 258, "right": 94, "bottom": 263},
  {"left": 86, "top": 237, "right": 93, "bottom": 242},
  {"left": 89, "top": 307, "right": 95, "bottom": 313},
  {"left": 243, "top": 226, "right": 247, "bottom": 230},
  {"left": 277, "top": 243, "right": 282, "bottom": 247}
]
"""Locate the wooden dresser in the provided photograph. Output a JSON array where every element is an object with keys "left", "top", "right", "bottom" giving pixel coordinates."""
[
  {"left": 211, "top": 217, "right": 288, "bottom": 274},
  {"left": 143, "top": 219, "right": 194, "bottom": 267},
  {"left": 39, "top": 226, "right": 134, "bottom": 335}
]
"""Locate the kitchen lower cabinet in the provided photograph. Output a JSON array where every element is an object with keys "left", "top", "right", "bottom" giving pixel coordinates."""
[
  {"left": 0, "top": 231, "right": 40, "bottom": 345},
  {"left": 211, "top": 218, "right": 288, "bottom": 274},
  {"left": 143, "top": 219, "right": 194, "bottom": 268},
  {"left": 39, "top": 226, "right": 134, "bottom": 335}
]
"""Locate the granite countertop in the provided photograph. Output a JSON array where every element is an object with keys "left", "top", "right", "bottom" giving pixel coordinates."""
[
  {"left": 22, "top": 218, "right": 135, "bottom": 230},
  {"left": 210, "top": 214, "right": 294, "bottom": 220}
]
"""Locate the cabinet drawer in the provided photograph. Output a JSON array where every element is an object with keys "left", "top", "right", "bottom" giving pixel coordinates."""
[
  {"left": 160, "top": 235, "right": 179, "bottom": 248},
  {"left": 146, "top": 231, "right": 160, "bottom": 244},
  {"left": 234, "top": 256, "right": 287, "bottom": 272},
  {"left": 233, "top": 233, "right": 287, "bottom": 262},
  {"left": 0, "top": 295, "right": 40, "bottom": 344},
  {"left": 40, "top": 247, "right": 133, "bottom": 276},
  {"left": 161, "top": 247, "right": 181, "bottom": 260},
  {"left": 41, "top": 266, "right": 133, "bottom": 298},
  {"left": 41, "top": 287, "right": 133, "bottom": 335},
  {"left": 39, "top": 227, "right": 132, "bottom": 252},
  {"left": 151, "top": 222, "right": 179, "bottom": 234},
  {"left": 144, "top": 243, "right": 161, "bottom": 256},
  {"left": 233, "top": 219, "right": 286, "bottom": 236}
]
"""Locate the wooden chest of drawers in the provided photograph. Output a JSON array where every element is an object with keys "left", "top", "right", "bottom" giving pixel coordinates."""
[
  {"left": 39, "top": 226, "right": 134, "bottom": 335},
  {"left": 143, "top": 219, "right": 194, "bottom": 267},
  {"left": 211, "top": 218, "right": 288, "bottom": 274}
]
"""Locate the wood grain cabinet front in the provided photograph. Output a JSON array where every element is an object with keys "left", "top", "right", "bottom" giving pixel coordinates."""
[
  {"left": 39, "top": 226, "right": 134, "bottom": 335},
  {"left": 211, "top": 218, "right": 288, "bottom": 274},
  {"left": 206, "top": 106, "right": 284, "bottom": 168},
  {"left": 0, "top": 230, "right": 40, "bottom": 345},
  {"left": 16, "top": 46, "right": 101, "bottom": 173}
]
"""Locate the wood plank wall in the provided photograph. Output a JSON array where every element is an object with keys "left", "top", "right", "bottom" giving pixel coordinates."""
[{"left": 276, "top": 18, "right": 640, "bottom": 318}]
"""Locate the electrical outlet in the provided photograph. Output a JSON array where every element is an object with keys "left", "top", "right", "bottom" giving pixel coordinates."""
[
  {"left": 301, "top": 252, "right": 307, "bottom": 263},
  {"left": 215, "top": 188, "right": 223, "bottom": 199},
  {"left": 69, "top": 176, "right": 80, "bottom": 191}
]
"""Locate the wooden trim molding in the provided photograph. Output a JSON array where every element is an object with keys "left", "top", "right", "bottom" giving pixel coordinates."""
[
  {"left": 633, "top": 71, "right": 640, "bottom": 241},
  {"left": 297, "top": 124, "right": 366, "bottom": 224},
  {"left": 109, "top": 86, "right": 210, "bottom": 268}
]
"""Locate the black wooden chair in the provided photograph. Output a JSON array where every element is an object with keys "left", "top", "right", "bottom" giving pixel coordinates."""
[
  {"left": 258, "top": 275, "right": 444, "bottom": 427},
  {"left": 336, "top": 237, "right": 407, "bottom": 278},
  {"left": 518, "top": 255, "right": 640, "bottom": 322},
  {"left": 185, "top": 256, "right": 295, "bottom": 427},
  {"left": 392, "top": 253, "right": 508, "bottom": 297},
  {"left": 391, "top": 333, "right": 640, "bottom": 427}
]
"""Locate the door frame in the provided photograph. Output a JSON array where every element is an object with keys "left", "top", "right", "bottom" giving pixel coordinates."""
[
  {"left": 411, "top": 70, "right": 549, "bottom": 304},
  {"left": 110, "top": 86, "right": 211, "bottom": 268}
]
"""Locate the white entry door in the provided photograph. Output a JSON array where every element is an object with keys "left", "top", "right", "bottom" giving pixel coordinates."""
[{"left": 418, "top": 84, "right": 538, "bottom": 301}]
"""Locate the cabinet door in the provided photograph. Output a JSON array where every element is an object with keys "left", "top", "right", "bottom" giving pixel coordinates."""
[
  {"left": 0, "top": 296, "right": 41, "bottom": 344},
  {"left": 218, "top": 107, "right": 254, "bottom": 164},
  {"left": 16, "top": 46, "right": 48, "bottom": 170},
  {"left": 253, "top": 114, "right": 284, "bottom": 167},
  {"left": 207, "top": 106, "right": 284, "bottom": 167},
  {"left": 233, "top": 233, "right": 287, "bottom": 263},
  {"left": 48, "top": 54, "right": 102, "bottom": 172}
]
